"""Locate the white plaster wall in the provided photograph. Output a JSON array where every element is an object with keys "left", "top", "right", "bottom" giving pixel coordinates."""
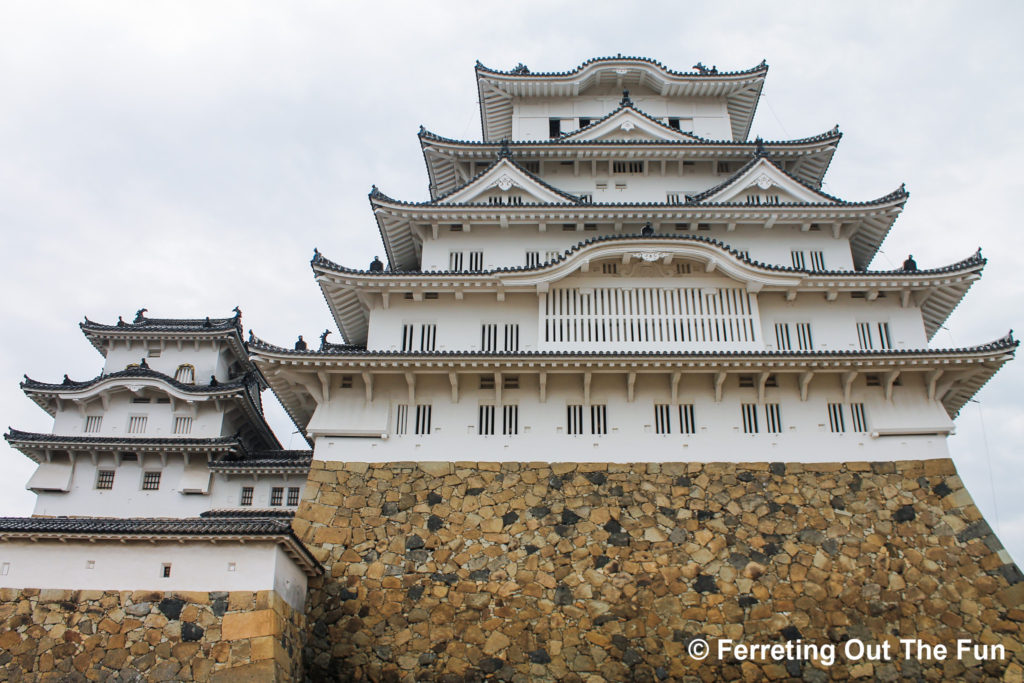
[
  {"left": 309, "top": 371, "right": 954, "bottom": 463},
  {"left": 52, "top": 393, "right": 227, "bottom": 439},
  {"left": 419, "top": 225, "right": 855, "bottom": 273},
  {"left": 0, "top": 541, "right": 308, "bottom": 610},
  {"left": 512, "top": 95, "right": 732, "bottom": 140},
  {"left": 29, "top": 452, "right": 304, "bottom": 517},
  {"left": 104, "top": 339, "right": 238, "bottom": 383}
]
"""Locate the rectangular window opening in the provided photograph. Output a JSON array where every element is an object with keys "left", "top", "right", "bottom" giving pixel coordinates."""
[
  {"left": 679, "top": 404, "right": 696, "bottom": 434},
  {"left": 142, "top": 471, "right": 161, "bottom": 490},
  {"left": 741, "top": 403, "right": 759, "bottom": 434},
  {"left": 270, "top": 487, "right": 284, "bottom": 506},
  {"left": 414, "top": 405, "right": 432, "bottom": 435},
  {"left": 654, "top": 404, "right": 672, "bottom": 435},
  {"left": 96, "top": 470, "right": 115, "bottom": 490},
  {"left": 240, "top": 486, "right": 254, "bottom": 506},
  {"left": 287, "top": 487, "right": 301, "bottom": 506}
]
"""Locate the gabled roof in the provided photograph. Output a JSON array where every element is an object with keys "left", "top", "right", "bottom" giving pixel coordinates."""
[
  {"left": 431, "top": 156, "right": 583, "bottom": 205},
  {"left": 210, "top": 450, "right": 312, "bottom": 474},
  {"left": 0, "top": 514, "right": 321, "bottom": 576},
  {"left": 476, "top": 57, "right": 768, "bottom": 142},
  {"left": 80, "top": 309, "right": 249, "bottom": 364},
  {"left": 418, "top": 126, "right": 841, "bottom": 197},
  {"left": 560, "top": 101, "right": 703, "bottom": 143}
]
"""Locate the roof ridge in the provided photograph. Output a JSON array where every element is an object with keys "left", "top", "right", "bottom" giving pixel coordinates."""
[
  {"left": 418, "top": 126, "right": 839, "bottom": 148},
  {"left": 476, "top": 56, "right": 768, "bottom": 79}
]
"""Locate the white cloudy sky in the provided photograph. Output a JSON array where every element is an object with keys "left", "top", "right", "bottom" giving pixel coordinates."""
[{"left": 1, "top": 2, "right": 1021, "bottom": 558}]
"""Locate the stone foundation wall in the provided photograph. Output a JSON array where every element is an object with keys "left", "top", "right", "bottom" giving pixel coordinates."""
[
  {"left": 0, "top": 588, "right": 303, "bottom": 682},
  {"left": 296, "top": 459, "right": 1024, "bottom": 682}
]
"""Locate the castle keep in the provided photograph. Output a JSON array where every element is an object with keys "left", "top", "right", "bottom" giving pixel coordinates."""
[{"left": 2, "top": 57, "right": 1021, "bottom": 681}]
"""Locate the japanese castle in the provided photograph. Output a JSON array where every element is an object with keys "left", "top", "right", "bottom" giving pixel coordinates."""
[{"left": 0, "top": 56, "right": 1017, "bottom": 681}]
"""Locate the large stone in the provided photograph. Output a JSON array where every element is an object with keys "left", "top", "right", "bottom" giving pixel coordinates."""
[{"left": 221, "top": 609, "right": 280, "bottom": 641}]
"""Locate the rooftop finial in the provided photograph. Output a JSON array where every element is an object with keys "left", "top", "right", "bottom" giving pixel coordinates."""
[
  {"left": 510, "top": 62, "right": 530, "bottom": 74},
  {"left": 203, "top": 317, "right": 211, "bottom": 328},
  {"left": 620, "top": 89, "right": 632, "bottom": 107},
  {"left": 499, "top": 138, "right": 512, "bottom": 159},
  {"left": 139, "top": 357, "right": 148, "bottom": 369},
  {"left": 232, "top": 306, "right": 242, "bottom": 321},
  {"left": 247, "top": 329, "right": 255, "bottom": 344},
  {"left": 369, "top": 256, "right": 384, "bottom": 272},
  {"left": 755, "top": 136, "right": 765, "bottom": 156},
  {"left": 134, "top": 308, "right": 147, "bottom": 323},
  {"left": 320, "top": 329, "right": 332, "bottom": 350},
  {"left": 294, "top": 335, "right": 307, "bottom": 351},
  {"left": 209, "top": 375, "right": 219, "bottom": 386},
  {"left": 902, "top": 255, "right": 918, "bottom": 272},
  {"left": 117, "top": 316, "right": 126, "bottom": 327},
  {"left": 62, "top": 374, "right": 72, "bottom": 385},
  {"left": 313, "top": 247, "right": 320, "bottom": 260}
]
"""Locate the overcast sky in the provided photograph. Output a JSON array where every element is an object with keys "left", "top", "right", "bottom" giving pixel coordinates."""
[{"left": 1, "top": 1, "right": 1021, "bottom": 560}]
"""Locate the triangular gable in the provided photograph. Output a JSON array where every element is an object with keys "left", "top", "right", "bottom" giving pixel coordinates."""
[
  {"left": 436, "top": 158, "right": 580, "bottom": 205},
  {"left": 561, "top": 107, "right": 701, "bottom": 143},
  {"left": 690, "top": 156, "right": 840, "bottom": 205}
]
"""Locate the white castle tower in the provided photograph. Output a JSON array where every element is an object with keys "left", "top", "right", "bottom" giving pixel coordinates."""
[{"left": 250, "top": 57, "right": 1014, "bottom": 464}]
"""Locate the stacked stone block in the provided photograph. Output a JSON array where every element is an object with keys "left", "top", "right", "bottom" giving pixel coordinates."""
[{"left": 296, "top": 459, "right": 1024, "bottom": 682}]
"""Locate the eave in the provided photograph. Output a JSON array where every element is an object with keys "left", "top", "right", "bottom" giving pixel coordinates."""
[
  {"left": 476, "top": 58, "right": 768, "bottom": 142},
  {"left": 249, "top": 334, "right": 1016, "bottom": 426},
  {"left": 4, "top": 430, "right": 245, "bottom": 464},
  {"left": 419, "top": 127, "right": 841, "bottom": 198}
]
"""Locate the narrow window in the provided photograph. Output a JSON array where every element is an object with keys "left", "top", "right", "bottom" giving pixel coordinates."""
[
  {"left": 84, "top": 415, "right": 103, "bottom": 433},
  {"left": 481, "top": 323, "right": 498, "bottom": 352},
  {"left": 522, "top": 161, "right": 540, "bottom": 173},
  {"left": 147, "top": 349, "right": 161, "bottom": 358},
  {"left": 590, "top": 405, "right": 608, "bottom": 435},
  {"left": 545, "top": 250, "right": 560, "bottom": 262},
  {"left": 765, "top": 403, "right": 782, "bottom": 434},
  {"left": 449, "top": 251, "right": 464, "bottom": 271},
  {"left": 161, "top": 564, "right": 171, "bottom": 578},
  {"left": 738, "top": 375, "right": 755, "bottom": 388},
  {"left": 478, "top": 405, "right": 495, "bottom": 436},
  {"left": 654, "top": 404, "right": 672, "bottom": 434},
  {"left": 414, "top": 405, "right": 432, "bottom": 435},
  {"left": 809, "top": 251, "right": 826, "bottom": 271},
  {"left": 675, "top": 222, "right": 690, "bottom": 231},
  {"left": 718, "top": 162, "right": 732, "bottom": 173},
  {"left": 468, "top": 251, "right": 483, "bottom": 271},
  {"left": 142, "top": 471, "right": 161, "bottom": 490},
  {"left": 578, "top": 193, "right": 593, "bottom": 203},
  {"left": 796, "top": 323, "right": 814, "bottom": 350},
  {"left": 856, "top": 322, "right": 874, "bottom": 350},
  {"left": 502, "top": 405, "right": 519, "bottom": 435},
  {"left": 525, "top": 251, "right": 540, "bottom": 267},
  {"left": 131, "top": 397, "right": 151, "bottom": 404},
  {"left": 578, "top": 117, "right": 592, "bottom": 128},
  {"left": 741, "top": 404, "right": 759, "bottom": 434},
  {"left": 340, "top": 376, "right": 353, "bottom": 389},
  {"left": 775, "top": 323, "right": 793, "bottom": 351},
  {"left": 865, "top": 374, "right": 881, "bottom": 387},
  {"left": 548, "top": 118, "right": 561, "bottom": 138},
  {"left": 394, "top": 404, "right": 408, "bottom": 435},
  {"left": 827, "top": 403, "right": 846, "bottom": 433},
  {"left": 790, "top": 250, "right": 806, "bottom": 270},
  {"left": 850, "top": 403, "right": 868, "bottom": 432},
  {"left": 240, "top": 486, "right": 254, "bottom": 506},
  {"left": 502, "top": 375, "right": 519, "bottom": 390},
  {"left": 270, "top": 487, "right": 284, "bottom": 506},
  {"left": 419, "top": 324, "right": 436, "bottom": 352},
  {"left": 566, "top": 404, "right": 584, "bottom": 435},
  {"left": 504, "top": 324, "right": 520, "bottom": 352},
  {"left": 480, "top": 375, "right": 495, "bottom": 390},
  {"left": 127, "top": 416, "right": 148, "bottom": 434},
  {"left": 877, "top": 322, "right": 892, "bottom": 349},
  {"left": 401, "top": 324, "right": 414, "bottom": 352},
  {"left": 678, "top": 404, "right": 696, "bottom": 434},
  {"left": 603, "top": 263, "right": 618, "bottom": 275},
  {"left": 174, "top": 364, "right": 195, "bottom": 384},
  {"left": 666, "top": 192, "right": 681, "bottom": 203},
  {"left": 667, "top": 117, "right": 681, "bottom": 130},
  {"left": 287, "top": 487, "right": 301, "bottom": 506},
  {"left": 676, "top": 263, "right": 692, "bottom": 274},
  {"left": 172, "top": 416, "right": 192, "bottom": 435},
  {"left": 96, "top": 470, "right": 115, "bottom": 490},
  {"left": 612, "top": 161, "right": 644, "bottom": 174}
]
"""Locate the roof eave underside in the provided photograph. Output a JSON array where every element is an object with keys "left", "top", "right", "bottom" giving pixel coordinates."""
[{"left": 477, "top": 63, "right": 767, "bottom": 143}]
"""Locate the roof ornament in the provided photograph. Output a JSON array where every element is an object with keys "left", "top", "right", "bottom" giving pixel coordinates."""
[
  {"left": 62, "top": 374, "right": 72, "bottom": 385},
  {"left": 510, "top": 63, "right": 530, "bottom": 74},
  {"left": 974, "top": 247, "right": 983, "bottom": 260},
  {"left": 902, "top": 255, "right": 918, "bottom": 272},
  {"left": 755, "top": 136, "right": 766, "bottom": 157},
  {"left": 134, "top": 308, "right": 147, "bottom": 323},
  {"left": 139, "top": 357, "right": 148, "bottom": 369},
  {"left": 498, "top": 138, "right": 512, "bottom": 159},
  {"left": 369, "top": 256, "right": 384, "bottom": 272},
  {"left": 1001, "top": 330, "right": 1015, "bottom": 345},
  {"left": 203, "top": 317, "right": 212, "bottom": 328},
  {"left": 232, "top": 306, "right": 242, "bottom": 321},
  {"left": 832, "top": 124, "right": 840, "bottom": 134},
  {"left": 294, "top": 335, "right": 307, "bottom": 351},
  {"left": 247, "top": 329, "right": 255, "bottom": 344},
  {"left": 320, "top": 330, "right": 332, "bottom": 350},
  {"left": 641, "top": 222, "right": 655, "bottom": 236},
  {"left": 620, "top": 89, "right": 633, "bottom": 107},
  {"left": 693, "top": 62, "right": 718, "bottom": 75},
  {"left": 209, "top": 375, "right": 219, "bottom": 387},
  {"left": 117, "top": 316, "right": 126, "bottom": 327},
  {"left": 313, "top": 247, "right": 320, "bottom": 261}
]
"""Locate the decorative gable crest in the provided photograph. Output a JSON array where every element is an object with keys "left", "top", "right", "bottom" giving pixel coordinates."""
[
  {"left": 561, "top": 107, "right": 700, "bottom": 143},
  {"left": 436, "top": 158, "right": 580, "bottom": 205}
]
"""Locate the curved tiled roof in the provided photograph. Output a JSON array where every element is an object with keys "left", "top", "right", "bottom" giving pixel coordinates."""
[
  {"left": 81, "top": 311, "right": 242, "bottom": 333},
  {"left": 20, "top": 366, "right": 250, "bottom": 394},
  {"left": 312, "top": 233, "right": 981, "bottom": 280},
  {"left": 475, "top": 56, "right": 768, "bottom": 79},
  {"left": 418, "top": 125, "right": 841, "bottom": 148},
  {"left": 200, "top": 509, "right": 297, "bottom": 519},
  {"left": 210, "top": 451, "right": 312, "bottom": 470},
  {"left": 4, "top": 429, "right": 242, "bottom": 449},
  {"left": 249, "top": 332, "right": 1016, "bottom": 360}
]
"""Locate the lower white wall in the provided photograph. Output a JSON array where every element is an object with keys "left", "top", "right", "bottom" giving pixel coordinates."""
[{"left": 0, "top": 541, "right": 309, "bottom": 611}]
